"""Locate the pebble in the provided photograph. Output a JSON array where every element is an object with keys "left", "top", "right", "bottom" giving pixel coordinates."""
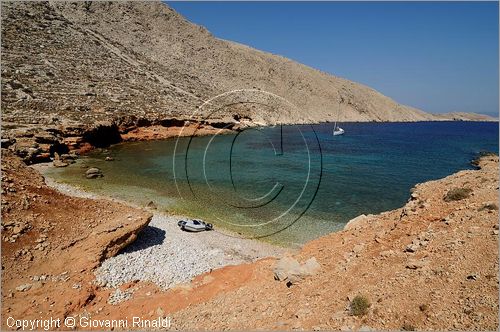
[
  {"left": 95, "top": 214, "right": 283, "bottom": 290},
  {"left": 16, "top": 283, "right": 32, "bottom": 292},
  {"left": 108, "top": 288, "right": 134, "bottom": 305},
  {"left": 404, "top": 244, "right": 419, "bottom": 253}
]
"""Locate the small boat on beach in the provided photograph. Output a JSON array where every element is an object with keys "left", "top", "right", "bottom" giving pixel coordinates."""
[{"left": 178, "top": 219, "right": 213, "bottom": 232}]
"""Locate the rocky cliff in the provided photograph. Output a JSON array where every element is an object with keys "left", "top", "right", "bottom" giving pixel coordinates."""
[
  {"left": 436, "top": 112, "right": 498, "bottom": 122},
  {"left": 1, "top": 151, "right": 153, "bottom": 325}
]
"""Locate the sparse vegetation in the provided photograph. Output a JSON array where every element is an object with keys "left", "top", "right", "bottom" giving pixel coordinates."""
[
  {"left": 402, "top": 323, "right": 416, "bottom": 331},
  {"left": 479, "top": 202, "right": 499, "bottom": 211},
  {"left": 419, "top": 304, "right": 428, "bottom": 312},
  {"left": 350, "top": 295, "right": 370, "bottom": 316},
  {"left": 444, "top": 188, "right": 472, "bottom": 202}
]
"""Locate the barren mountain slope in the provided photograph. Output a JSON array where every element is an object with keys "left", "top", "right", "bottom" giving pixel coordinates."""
[
  {"left": 436, "top": 112, "right": 498, "bottom": 122},
  {"left": 3, "top": 0, "right": 475, "bottom": 129},
  {"left": 1, "top": 1, "right": 495, "bottom": 165},
  {"left": 1, "top": 1, "right": 201, "bottom": 128},
  {"left": 51, "top": 1, "right": 437, "bottom": 123}
]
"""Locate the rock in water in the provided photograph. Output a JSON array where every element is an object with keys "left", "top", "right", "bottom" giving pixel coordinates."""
[
  {"left": 53, "top": 160, "right": 69, "bottom": 167},
  {"left": 85, "top": 167, "right": 103, "bottom": 179}
]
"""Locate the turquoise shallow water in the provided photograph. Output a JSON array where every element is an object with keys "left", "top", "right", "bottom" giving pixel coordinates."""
[{"left": 45, "top": 122, "right": 499, "bottom": 247}]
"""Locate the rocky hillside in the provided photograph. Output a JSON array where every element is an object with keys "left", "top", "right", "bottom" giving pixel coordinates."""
[
  {"left": 1, "top": 151, "right": 152, "bottom": 326},
  {"left": 169, "top": 155, "right": 499, "bottom": 331},
  {"left": 1, "top": 1, "right": 495, "bottom": 165},
  {"left": 436, "top": 112, "right": 498, "bottom": 122},
  {"left": 2, "top": 1, "right": 493, "bottom": 130}
]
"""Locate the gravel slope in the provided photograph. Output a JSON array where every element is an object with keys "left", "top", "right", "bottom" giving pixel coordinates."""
[
  {"left": 95, "top": 213, "right": 284, "bottom": 289},
  {"left": 37, "top": 171, "right": 285, "bottom": 291}
]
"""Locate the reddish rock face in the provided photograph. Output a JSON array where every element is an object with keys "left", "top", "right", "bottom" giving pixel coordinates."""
[{"left": 1, "top": 152, "right": 152, "bottom": 328}]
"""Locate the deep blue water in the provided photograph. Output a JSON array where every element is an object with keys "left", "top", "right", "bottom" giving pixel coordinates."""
[{"left": 47, "top": 122, "right": 499, "bottom": 246}]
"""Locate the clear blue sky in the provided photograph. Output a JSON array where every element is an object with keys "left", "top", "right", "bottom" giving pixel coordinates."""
[{"left": 167, "top": 1, "right": 499, "bottom": 116}]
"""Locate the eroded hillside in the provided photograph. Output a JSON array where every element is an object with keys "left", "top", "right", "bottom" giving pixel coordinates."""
[
  {"left": 1, "top": 1, "right": 495, "bottom": 164},
  {"left": 2, "top": 0, "right": 448, "bottom": 129}
]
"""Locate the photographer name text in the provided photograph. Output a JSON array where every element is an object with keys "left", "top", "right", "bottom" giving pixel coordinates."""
[{"left": 6, "top": 316, "right": 171, "bottom": 330}]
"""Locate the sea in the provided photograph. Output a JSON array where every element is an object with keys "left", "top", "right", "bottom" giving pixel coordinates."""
[{"left": 44, "top": 121, "right": 499, "bottom": 247}]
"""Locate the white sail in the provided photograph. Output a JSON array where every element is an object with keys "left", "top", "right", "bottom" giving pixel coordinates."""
[{"left": 333, "top": 105, "right": 345, "bottom": 136}]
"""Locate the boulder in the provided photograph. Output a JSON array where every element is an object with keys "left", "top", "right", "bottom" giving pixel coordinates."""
[
  {"left": 404, "top": 244, "right": 419, "bottom": 253},
  {"left": 85, "top": 167, "right": 103, "bottom": 179},
  {"left": 147, "top": 201, "right": 157, "bottom": 209},
  {"left": 302, "top": 257, "right": 321, "bottom": 274},
  {"left": 34, "top": 152, "right": 51, "bottom": 163},
  {"left": 34, "top": 132, "right": 59, "bottom": 144},
  {"left": 53, "top": 160, "right": 69, "bottom": 167},
  {"left": 1, "top": 138, "right": 15, "bottom": 148},
  {"left": 8, "top": 79, "right": 24, "bottom": 90},
  {"left": 16, "top": 283, "right": 32, "bottom": 292},
  {"left": 406, "top": 259, "right": 427, "bottom": 270},
  {"left": 60, "top": 153, "right": 76, "bottom": 161},
  {"left": 344, "top": 214, "right": 369, "bottom": 231},
  {"left": 274, "top": 256, "right": 301, "bottom": 281},
  {"left": 274, "top": 256, "right": 321, "bottom": 284},
  {"left": 86, "top": 173, "right": 103, "bottom": 179},
  {"left": 12, "top": 222, "right": 28, "bottom": 235}
]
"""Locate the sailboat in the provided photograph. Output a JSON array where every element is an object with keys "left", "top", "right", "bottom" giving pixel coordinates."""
[
  {"left": 332, "top": 106, "right": 345, "bottom": 136},
  {"left": 333, "top": 125, "right": 345, "bottom": 136}
]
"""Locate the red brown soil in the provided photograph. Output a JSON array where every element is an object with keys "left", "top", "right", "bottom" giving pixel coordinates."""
[
  {"left": 79, "top": 259, "right": 273, "bottom": 327},
  {"left": 1, "top": 151, "right": 266, "bottom": 331},
  {"left": 1, "top": 152, "right": 152, "bottom": 329},
  {"left": 169, "top": 156, "right": 499, "bottom": 331}
]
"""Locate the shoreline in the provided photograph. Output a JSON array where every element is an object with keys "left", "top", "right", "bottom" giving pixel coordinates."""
[
  {"left": 4, "top": 120, "right": 498, "bottom": 166},
  {"left": 33, "top": 162, "right": 287, "bottom": 290},
  {"left": 3, "top": 151, "right": 498, "bottom": 330},
  {"left": 171, "top": 154, "right": 500, "bottom": 330}
]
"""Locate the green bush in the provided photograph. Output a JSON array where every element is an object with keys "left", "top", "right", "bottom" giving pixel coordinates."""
[
  {"left": 444, "top": 188, "right": 472, "bottom": 202},
  {"left": 350, "top": 295, "right": 370, "bottom": 316}
]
